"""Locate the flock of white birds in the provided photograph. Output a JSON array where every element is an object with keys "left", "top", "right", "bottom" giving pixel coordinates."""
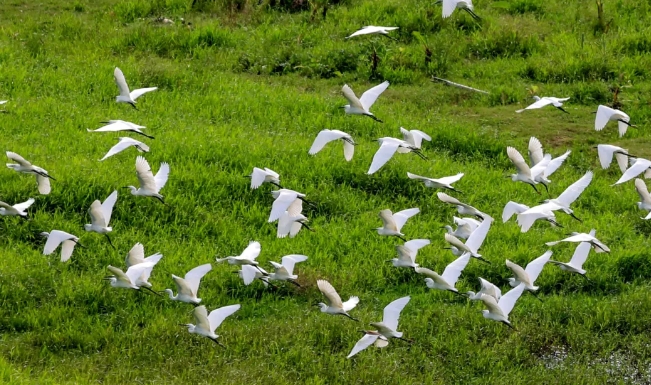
[{"left": 2, "top": 13, "right": 648, "bottom": 359}]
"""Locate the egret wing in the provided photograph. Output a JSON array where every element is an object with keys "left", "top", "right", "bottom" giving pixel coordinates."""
[
  {"left": 507, "top": 147, "right": 531, "bottom": 177},
  {"left": 13, "top": 198, "right": 35, "bottom": 212},
  {"left": 530, "top": 154, "right": 551, "bottom": 178},
  {"left": 114, "top": 67, "right": 131, "bottom": 98},
  {"left": 368, "top": 140, "right": 400, "bottom": 174},
  {"left": 407, "top": 172, "right": 430, "bottom": 181},
  {"left": 556, "top": 171, "right": 593, "bottom": 206},
  {"left": 343, "top": 140, "right": 354, "bottom": 161},
  {"left": 442, "top": 0, "right": 458, "bottom": 17},
  {"left": 498, "top": 283, "right": 525, "bottom": 316},
  {"left": 465, "top": 216, "right": 493, "bottom": 252},
  {"left": 615, "top": 151, "right": 630, "bottom": 173},
  {"left": 403, "top": 239, "right": 430, "bottom": 256},
  {"left": 502, "top": 201, "right": 529, "bottom": 222},
  {"left": 287, "top": 198, "right": 303, "bottom": 217},
  {"left": 569, "top": 238, "right": 592, "bottom": 269},
  {"left": 635, "top": 179, "right": 651, "bottom": 204},
  {"left": 347, "top": 333, "right": 380, "bottom": 359},
  {"left": 192, "top": 306, "right": 212, "bottom": 332},
  {"left": 126, "top": 242, "right": 145, "bottom": 268},
  {"left": 36, "top": 175, "right": 51, "bottom": 194},
  {"left": 240, "top": 241, "right": 262, "bottom": 261},
  {"left": 378, "top": 209, "right": 397, "bottom": 232},
  {"left": 135, "top": 156, "right": 157, "bottom": 191},
  {"left": 441, "top": 254, "right": 471, "bottom": 286},
  {"left": 594, "top": 105, "right": 613, "bottom": 131},
  {"left": 154, "top": 162, "right": 170, "bottom": 192},
  {"left": 130, "top": 87, "right": 158, "bottom": 101},
  {"left": 480, "top": 293, "right": 504, "bottom": 317},
  {"left": 382, "top": 296, "right": 410, "bottom": 331},
  {"left": 240, "top": 265, "right": 259, "bottom": 285},
  {"left": 524, "top": 250, "right": 552, "bottom": 282},
  {"left": 342, "top": 296, "right": 359, "bottom": 312},
  {"left": 139, "top": 253, "right": 162, "bottom": 283},
  {"left": 479, "top": 277, "right": 501, "bottom": 301},
  {"left": 596, "top": 144, "right": 619, "bottom": 169},
  {"left": 88, "top": 200, "right": 107, "bottom": 227},
  {"left": 289, "top": 221, "right": 303, "bottom": 238},
  {"left": 341, "top": 85, "right": 364, "bottom": 110},
  {"left": 309, "top": 130, "right": 345, "bottom": 155},
  {"left": 269, "top": 191, "right": 298, "bottom": 222},
  {"left": 101, "top": 190, "right": 118, "bottom": 226},
  {"left": 528, "top": 137, "right": 544, "bottom": 166},
  {"left": 184, "top": 263, "right": 212, "bottom": 295},
  {"left": 544, "top": 151, "right": 571, "bottom": 177},
  {"left": 107, "top": 265, "right": 131, "bottom": 285},
  {"left": 392, "top": 208, "right": 419, "bottom": 231},
  {"left": 43, "top": 230, "right": 72, "bottom": 255},
  {"left": 517, "top": 98, "right": 553, "bottom": 113},
  {"left": 436, "top": 173, "right": 464, "bottom": 185},
  {"left": 359, "top": 81, "right": 389, "bottom": 111},
  {"left": 60, "top": 240, "right": 76, "bottom": 262},
  {"left": 317, "top": 280, "right": 343, "bottom": 308},
  {"left": 125, "top": 262, "right": 154, "bottom": 285},
  {"left": 250, "top": 167, "right": 268, "bottom": 189},
  {"left": 208, "top": 304, "right": 241, "bottom": 333},
  {"left": 281, "top": 255, "right": 308, "bottom": 275},
  {"left": 6, "top": 152, "right": 31, "bottom": 167},
  {"left": 614, "top": 159, "right": 651, "bottom": 185},
  {"left": 100, "top": 138, "right": 142, "bottom": 161},
  {"left": 277, "top": 213, "right": 294, "bottom": 238}
]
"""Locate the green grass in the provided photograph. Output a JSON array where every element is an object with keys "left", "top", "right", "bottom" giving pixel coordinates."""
[{"left": 2, "top": 0, "right": 651, "bottom": 383}]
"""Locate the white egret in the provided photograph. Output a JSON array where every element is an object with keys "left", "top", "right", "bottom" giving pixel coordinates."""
[
  {"left": 164, "top": 263, "right": 212, "bottom": 304},
  {"left": 399, "top": 127, "right": 431, "bottom": 152},
  {"left": 546, "top": 230, "right": 610, "bottom": 253},
  {"left": 368, "top": 137, "right": 426, "bottom": 174},
  {"left": 594, "top": 105, "right": 635, "bottom": 137},
  {"left": 125, "top": 156, "right": 169, "bottom": 203},
  {"left": 88, "top": 120, "right": 154, "bottom": 139},
  {"left": 437, "top": 192, "right": 485, "bottom": 220},
  {"left": 595, "top": 144, "right": 632, "bottom": 173},
  {"left": 180, "top": 304, "right": 240, "bottom": 347},
  {"left": 517, "top": 96, "right": 570, "bottom": 113},
  {"left": 6, "top": 151, "right": 55, "bottom": 194},
  {"left": 247, "top": 167, "right": 281, "bottom": 189},
  {"left": 84, "top": 190, "right": 118, "bottom": 248},
  {"left": 541, "top": 171, "right": 593, "bottom": 221},
  {"left": 267, "top": 255, "right": 308, "bottom": 286},
  {"left": 513, "top": 203, "right": 561, "bottom": 232},
  {"left": 416, "top": 254, "right": 470, "bottom": 295},
  {"left": 635, "top": 179, "right": 651, "bottom": 219},
  {"left": 376, "top": 208, "right": 420, "bottom": 241},
  {"left": 407, "top": 172, "right": 463, "bottom": 193},
  {"left": 527, "top": 137, "right": 571, "bottom": 188},
  {"left": 114, "top": 67, "right": 157, "bottom": 108},
  {"left": 346, "top": 26, "right": 399, "bottom": 40},
  {"left": 347, "top": 296, "right": 411, "bottom": 359},
  {"left": 104, "top": 262, "right": 156, "bottom": 291},
  {"left": 268, "top": 189, "right": 311, "bottom": 223},
  {"left": 389, "top": 239, "right": 430, "bottom": 268},
  {"left": 436, "top": 0, "right": 480, "bottom": 20},
  {"left": 0, "top": 100, "right": 6, "bottom": 104},
  {"left": 443, "top": 215, "right": 493, "bottom": 262},
  {"left": 0, "top": 198, "right": 34, "bottom": 219},
  {"left": 316, "top": 279, "right": 359, "bottom": 321},
  {"left": 124, "top": 242, "right": 163, "bottom": 289},
  {"left": 506, "top": 250, "right": 552, "bottom": 297},
  {"left": 341, "top": 81, "right": 389, "bottom": 122},
  {"left": 40, "top": 230, "right": 83, "bottom": 262},
  {"left": 443, "top": 216, "right": 480, "bottom": 240},
  {"left": 308, "top": 129, "right": 355, "bottom": 161},
  {"left": 612, "top": 157, "right": 651, "bottom": 186},
  {"left": 100, "top": 137, "right": 149, "bottom": 161},
  {"left": 216, "top": 241, "right": 262, "bottom": 267},
  {"left": 479, "top": 283, "right": 525, "bottom": 329},
  {"left": 548, "top": 229, "right": 595, "bottom": 277},
  {"left": 507, "top": 146, "right": 549, "bottom": 193},
  {"left": 236, "top": 264, "right": 272, "bottom": 287},
  {"left": 277, "top": 210, "right": 312, "bottom": 238},
  {"left": 466, "top": 277, "right": 501, "bottom": 301}
]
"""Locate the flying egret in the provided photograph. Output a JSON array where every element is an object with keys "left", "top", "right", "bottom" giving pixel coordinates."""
[
  {"left": 88, "top": 120, "right": 154, "bottom": 139},
  {"left": 415, "top": 254, "right": 471, "bottom": 295},
  {"left": 114, "top": 67, "right": 157, "bottom": 108},
  {"left": 308, "top": 129, "right": 355, "bottom": 161},
  {"left": 594, "top": 105, "right": 635, "bottom": 137},
  {"left": 0, "top": 198, "right": 34, "bottom": 219},
  {"left": 180, "top": 304, "right": 240, "bottom": 347},
  {"left": 125, "top": 156, "right": 169, "bottom": 204},
  {"left": 247, "top": 167, "right": 281, "bottom": 189},
  {"left": 267, "top": 255, "right": 308, "bottom": 286},
  {"left": 216, "top": 241, "right": 262, "bottom": 268},
  {"left": 124, "top": 242, "right": 163, "bottom": 289},
  {"left": 0, "top": 100, "right": 6, "bottom": 104},
  {"left": 316, "top": 280, "right": 359, "bottom": 321},
  {"left": 502, "top": 201, "right": 561, "bottom": 232},
  {"left": 541, "top": 171, "right": 593, "bottom": 221},
  {"left": 346, "top": 26, "right": 399, "bottom": 40},
  {"left": 506, "top": 250, "right": 552, "bottom": 298},
  {"left": 466, "top": 277, "right": 501, "bottom": 301},
  {"left": 389, "top": 239, "right": 430, "bottom": 268},
  {"left": 443, "top": 216, "right": 480, "bottom": 240},
  {"left": 341, "top": 81, "right": 389, "bottom": 123},
  {"left": 40, "top": 230, "right": 83, "bottom": 262},
  {"left": 164, "top": 263, "right": 212, "bottom": 304},
  {"left": 368, "top": 137, "right": 426, "bottom": 174},
  {"left": 546, "top": 230, "right": 610, "bottom": 253},
  {"left": 104, "top": 262, "right": 156, "bottom": 291},
  {"left": 437, "top": 192, "right": 485, "bottom": 219},
  {"left": 236, "top": 264, "right": 273, "bottom": 287},
  {"left": 84, "top": 190, "right": 118, "bottom": 248},
  {"left": 436, "top": 0, "right": 480, "bottom": 20},
  {"left": 516, "top": 96, "right": 570, "bottom": 113},
  {"left": 277, "top": 210, "right": 312, "bottom": 238},
  {"left": 527, "top": 137, "right": 571, "bottom": 187},
  {"left": 595, "top": 144, "right": 632, "bottom": 173},
  {"left": 548, "top": 229, "right": 595, "bottom": 276},
  {"left": 479, "top": 283, "right": 525, "bottom": 329},
  {"left": 100, "top": 137, "right": 149, "bottom": 161},
  {"left": 6, "top": 152, "right": 55, "bottom": 194},
  {"left": 268, "top": 189, "right": 312, "bottom": 223},
  {"left": 635, "top": 179, "right": 651, "bottom": 219},
  {"left": 399, "top": 127, "right": 431, "bottom": 152},
  {"left": 376, "top": 208, "right": 420, "bottom": 241},
  {"left": 407, "top": 172, "right": 464, "bottom": 193},
  {"left": 443, "top": 215, "right": 493, "bottom": 262},
  {"left": 507, "top": 146, "right": 549, "bottom": 193},
  {"left": 612, "top": 157, "right": 651, "bottom": 186},
  {"left": 347, "top": 296, "right": 411, "bottom": 359}
]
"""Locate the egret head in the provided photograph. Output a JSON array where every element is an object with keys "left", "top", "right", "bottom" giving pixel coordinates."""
[
  {"left": 123, "top": 186, "right": 137, "bottom": 194},
  {"left": 465, "top": 291, "right": 477, "bottom": 299},
  {"left": 424, "top": 278, "right": 435, "bottom": 289},
  {"left": 39, "top": 231, "right": 49, "bottom": 238},
  {"left": 507, "top": 277, "right": 517, "bottom": 287},
  {"left": 442, "top": 225, "right": 453, "bottom": 233},
  {"left": 83, "top": 224, "right": 92, "bottom": 232},
  {"left": 316, "top": 303, "right": 328, "bottom": 312},
  {"left": 164, "top": 288, "right": 176, "bottom": 299},
  {"left": 179, "top": 323, "right": 195, "bottom": 333}
]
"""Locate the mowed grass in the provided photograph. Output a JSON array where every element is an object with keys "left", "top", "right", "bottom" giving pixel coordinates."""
[{"left": 2, "top": 0, "right": 651, "bottom": 383}]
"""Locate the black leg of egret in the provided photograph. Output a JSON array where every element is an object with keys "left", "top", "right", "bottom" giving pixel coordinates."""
[
  {"left": 548, "top": 219, "right": 563, "bottom": 228},
  {"left": 396, "top": 235, "right": 407, "bottom": 242},
  {"left": 270, "top": 182, "right": 284, "bottom": 189},
  {"left": 298, "top": 197, "right": 317, "bottom": 209},
  {"left": 366, "top": 114, "right": 383, "bottom": 123},
  {"left": 339, "top": 313, "right": 359, "bottom": 322},
  {"left": 397, "top": 336, "right": 414, "bottom": 344},
  {"left": 288, "top": 279, "right": 302, "bottom": 287},
  {"left": 579, "top": 273, "right": 592, "bottom": 283},
  {"left": 501, "top": 321, "right": 517, "bottom": 330},
  {"left": 448, "top": 187, "right": 463, "bottom": 194},
  {"left": 542, "top": 183, "right": 549, "bottom": 194},
  {"left": 530, "top": 291, "right": 544, "bottom": 302},
  {"left": 142, "top": 286, "right": 162, "bottom": 296},
  {"left": 556, "top": 106, "right": 569, "bottom": 114},
  {"left": 104, "top": 233, "right": 116, "bottom": 249},
  {"left": 129, "top": 102, "right": 138, "bottom": 110},
  {"left": 594, "top": 243, "right": 610, "bottom": 253},
  {"left": 465, "top": 8, "right": 481, "bottom": 21},
  {"left": 569, "top": 212, "right": 582, "bottom": 222},
  {"left": 74, "top": 240, "right": 87, "bottom": 249},
  {"left": 139, "top": 132, "right": 155, "bottom": 140},
  {"left": 254, "top": 265, "right": 267, "bottom": 275},
  {"left": 451, "top": 290, "right": 467, "bottom": 299},
  {"left": 260, "top": 278, "right": 278, "bottom": 289},
  {"left": 300, "top": 222, "right": 315, "bottom": 232},
  {"left": 382, "top": 34, "right": 399, "bottom": 42},
  {"left": 210, "top": 337, "right": 225, "bottom": 348},
  {"left": 476, "top": 257, "right": 491, "bottom": 264},
  {"left": 153, "top": 196, "right": 166, "bottom": 205},
  {"left": 529, "top": 183, "right": 540, "bottom": 194}
]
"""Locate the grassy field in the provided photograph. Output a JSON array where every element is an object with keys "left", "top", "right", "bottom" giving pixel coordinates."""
[{"left": 2, "top": 0, "right": 651, "bottom": 383}]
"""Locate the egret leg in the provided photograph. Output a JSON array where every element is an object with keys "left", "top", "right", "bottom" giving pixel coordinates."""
[
  {"left": 366, "top": 114, "right": 383, "bottom": 123},
  {"left": 396, "top": 336, "right": 414, "bottom": 344},
  {"left": 530, "top": 290, "right": 544, "bottom": 302},
  {"left": 339, "top": 313, "right": 359, "bottom": 322},
  {"left": 142, "top": 286, "right": 162, "bottom": 296},
  {"left": 270, "top": 181, "right": 285, "bottom": 189},
  {"left": 153, "top": 195, "right": 166, "bottom": 205},
  {"left": 104, "top": 233, "right": 116, "bottom": 249},
  {"left": 396, "top": 235, "right": 407, "bottom": 242},
  {"left": 569, "top": 212, "right": 582, "bottom": 222},
  {"left": 210, "top": 337, "right": 225, "bottom": 348},
  {"left": 288, "top": 279, "right": 302, "bottom": 287},
  {"left": 464, "top": 8, "right": 481, "bottom": 21},
  {"left": 556, "top": 106, "right": 569, "bottom": 114},
  {"left": 128, "top": 102, "right": 138, "bottom": 110},
  {"left": 300, "top": 222, "right": 315, "bottom": 232},
  {"left": 139, "top": 132, "right": 155, "bottom": 140},
  {"left": 74, "top": 240, "right": 86, "bottom": 249},
  {"left": 529, "top": 183, "right": 540, "bottom": 194},
  {"left": 298, "top": 197, "right": 317, "bottom": 209},
  {"left": 476, "top": 257, "right": 491, "bottom": 264},
  {"left": 382, "top": 34, "right": 399, "bottom": 42},
  {"left": 501, "top": 320, "right": 517, "bottom": 330}
]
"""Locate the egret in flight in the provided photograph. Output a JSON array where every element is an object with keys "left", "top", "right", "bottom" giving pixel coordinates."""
[
  {"left": 236, "top": 264, "right": 272, "bottom": 287},
  {"left": 316, "top": 279, "right": 359, "bottom": 321},
  {"left": 389, "top": 239, "right": 430, "bottom": 268},
  {"left": 443, "top": 215, "right": 493, "bottom": 262},
  {"left": 517, "top": 96, "right": 570, "bottom": 113},
  {"left": 376, "top": 208, "right": 420, "bottom": 241},
  {"left": 100, "top": 137, "right": 149, "bottom": 161},
  {"left": 436, "top": 0, "right": 480, "bottom": 20},
  {"left": 347, "top": 296, "right": 411, "bottom": 359},
  {"left": 277, "top": 205, "right": 312, "bottom": 238},
  {"left": 502, "top": 201, "right": 561, "bottom": 232},
  {"left": 437, "top": 192, "right": 485, "bottom": 220},
  {"left": 267, "top": 255, "right": 308, "bottom": 286},
  {"left": 415, "top": 254, "right": 471, "bottom": 295},
  {"left": 164, "top": 263, "right": 212, "bottom": 304},
  {"left": 104, "top": 262, "right": 156, "bottom": 291},
  {"left": 6, "top": 152, "right": 55, "bottom": 194},
  {"left": 466, "top": 277, "right": 501, "bottom": 301},
  {"left": 594, "top": 105, "right": 635, "bottom": 137},
  {"left": 546, "top": 230, "right": 610, "bottom": 253},
  {"left": 443, "top": 216, "right": 479, "bottom": 240},
  {"left": 114, "top": 67, "right": 157, "bottom": 108},
  {"left": 0, "top": 198, "right": 34, "bottom": 219},
  {"left": 505, "top": 250, "right": 552, "bottom": 299},
  {"left": 124, "top": 242, "right": 163, "bottom": 289},
  {"left": 341, "top": 81, "right": 389, "bottom": 122},
  {"left": 88, "top": 120, "right": 154, "bottom": 139},
  {"left": 40, "top": 230, "right": 83, "bottom": 262},
  {"left": 479, "top": 283, "right": 525, "bottom": 329},
  {"left": 308, "top": 129, "right": 355, "bottom": 161},
  {"left": 548, "top": 229, "right": 595, "bottom": 277},
  {"left": 84, "top": 190, "right": 118, "bottom": 248},
  {"left": 180, "top": 304, "right": 240, "bottom": 347},
  {"left": 613, "top": 157, "right": 651, "bottom": 186},
  {"left": 346, "top": 26, "right": 399, "bottom": 40},
  {"left": 527, "top": 137, "right": 571, "bottom": 187},
  {"left": 248, "top": 167, "right": 281, "bottom": 189},
  {"left": 368, "top": 137, "right": 427, "bottom": 174},
  {"left": 595, "top": 144, "right": 632, "bottom": 173},
  {"left": 216, "top": 241, "right": 262, "bottom": 268},
  {"left": 507, "top": 146, "right": 549, "bottom": 193},
  {"left": 268, "top": 189, "right": 311, "bottom": 223},
  {"left": 541, "top": 171, "right": 593, "bottom": 222},
  {"left": 635, "top": 179, "right": 651, "bottom": 219},
  {"left": 408, "top": 172, "right": 464, "bottom": 193},
  {"left": 399, "top": 127, "right": 431, "bottom": 152},
  {"left": 125, "top": 156, "right": 169, "bottom": 204}
]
